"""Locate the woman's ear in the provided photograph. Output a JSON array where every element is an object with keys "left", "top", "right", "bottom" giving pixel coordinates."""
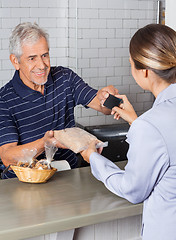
[
  {"left": 10, "top": 54, "right": 20, "bottom": 70},
  {"left": 142, "top": 69, "right": 148, "bottom": 78}
]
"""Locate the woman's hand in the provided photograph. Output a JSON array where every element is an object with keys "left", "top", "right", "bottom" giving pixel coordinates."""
[
  {"left": 111, "top": 95, "right": 138, "bottom": 125},
  {"left": 80, "top": 140, "right": 103, "bottom": 163}
]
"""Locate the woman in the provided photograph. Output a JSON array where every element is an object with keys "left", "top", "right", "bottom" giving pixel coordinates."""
[{"left": 81, "top": 24, "right": 176, "bottom": 240}]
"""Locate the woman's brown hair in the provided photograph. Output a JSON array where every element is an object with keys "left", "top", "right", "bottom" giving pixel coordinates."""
[{"left": 129, "top": 24, "right": 176, "bottom": 83}]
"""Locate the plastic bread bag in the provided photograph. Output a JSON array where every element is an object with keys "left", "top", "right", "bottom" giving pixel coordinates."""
[
  {"left": 34, "top": 144, "right": 58, "bottom": 170},
  {"left": 45, "top": 144, "right": 58, "bottom": 168},
  {"left": 17, "top": 148, "right": 37, "bottom": 168},
  {"left": 54, "top": 127, "right": 108, "bottom": 153}
]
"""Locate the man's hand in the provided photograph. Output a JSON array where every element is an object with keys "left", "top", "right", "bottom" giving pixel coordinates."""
[
  {"left": 88, "top": 85, "right": 119, "bottom": 114},
  {"left": 43, "top": 130, "right": 67, "bottom": 149},
  {"left": 97, "top": 85, "right": 119, "bottom": 106}
]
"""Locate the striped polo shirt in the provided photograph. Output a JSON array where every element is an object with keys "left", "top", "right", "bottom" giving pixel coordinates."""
[{"left": 0, "top": 66, "right": 97, "bottom": 176}]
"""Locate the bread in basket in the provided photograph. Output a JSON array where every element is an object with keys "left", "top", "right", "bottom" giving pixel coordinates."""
[{"left": 11, "top": 165, "right": 57, "bottom": 183}]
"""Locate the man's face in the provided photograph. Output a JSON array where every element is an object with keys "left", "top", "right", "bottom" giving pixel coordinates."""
[{"left": 13, "top": 37, "right": 50, "bottom": 87}]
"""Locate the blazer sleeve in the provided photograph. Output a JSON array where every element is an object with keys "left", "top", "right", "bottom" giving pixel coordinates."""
[{"left": 89, "top": 119, "right": 169, "bottom": 204}]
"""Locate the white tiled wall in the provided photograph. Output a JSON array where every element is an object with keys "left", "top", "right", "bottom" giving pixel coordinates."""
[{"left": 0, "top": 0, "right": 165, "bottom": 127}]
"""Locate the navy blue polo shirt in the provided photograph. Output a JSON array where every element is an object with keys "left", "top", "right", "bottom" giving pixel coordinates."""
[{"left": 0, "top": 66, "right": 97, "bottom": 177}]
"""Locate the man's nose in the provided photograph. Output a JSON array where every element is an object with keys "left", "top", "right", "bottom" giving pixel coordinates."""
[{"left": 36, "top": 57, "right": 46, "bottom": 69}]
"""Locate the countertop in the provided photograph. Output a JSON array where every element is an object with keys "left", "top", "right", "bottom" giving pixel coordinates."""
[{"left": 0, "top": 161, "right": 143, "bottom": 240}]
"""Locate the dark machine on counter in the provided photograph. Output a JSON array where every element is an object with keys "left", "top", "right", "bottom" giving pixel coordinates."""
[{"left": 77, "top": 123, "right": 129, "bottom": 167}]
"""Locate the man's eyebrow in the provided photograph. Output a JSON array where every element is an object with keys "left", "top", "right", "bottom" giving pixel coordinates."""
[
  {"left": 42, "top": 52, "right": 49, "bottom": 55},
  {"left": 28, "top": 55, "right": 37, "bottom": 58},
  {"left": 28, "top": 52, "right": 49, "bottom": 57}
]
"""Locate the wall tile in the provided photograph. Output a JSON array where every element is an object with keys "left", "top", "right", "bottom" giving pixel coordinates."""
[
  {"left": 124, "top": 1, "right": 139, "bottom": 10},
  {"left": 77, "top": 19, "right": 90, "bottom": 29},
  {"left": 82, "top": 68, "right": 98, "bottom": 78},
  {"left": 2, "top": 59, "right": 12, "bottom": 69},
  {"left": 107, "top": 58, "right": 121, "bottom": 67},
  {"left": 130, "top": 84, "right": 144, "bottom": 94},
  {"left": 99, "top": 29, "right": 115, "bottom": 38},
  {"left": 56, "top": 38, "right": 68, "bottom": 48},
  {"left": 20, "top": 0, "right": 39, "bottom": 7},
  {"left": 11, "top": 8, "right": 30, "bottom": 17},
  {"left": 2, "top": 18, "right": 21, "bottom": 28},
  {"left": 131, "top": 10, "right": 147, "bottom": 19},
  {"left": 57, "top": 18, "right": 68, "bottom": 28},
  {"left": 90, "top": 19, "right": 106, "bottom": 29},
  {"left": 82, "top": 107, "right": 98, "bottom": 117},
  {"left": 98, "top": 67, "right": 114, "bottom": 77},
  {"left": 38, "top": 0, "right": 58, "bottom": 8},
  {"left": 0, "top": 8, "right": 11, "bottom": 17},
  {"left": 107, "top": 39, "right": 122, "bottom": 48},
  {"left": 48, "top": 8, "right": 67, "bottom": 18},
  {"left": 0, "top": 0, "right": 165, "bottom": 127},
  {"left": 29, "top": 8, "right": 48, "bottom": 18},
  {"left": 123, "top": 19, "right": 138, "bottom": 28},
  {"left": 20, "top": 18, "right": 39, "bottom": 24},
  {"left": 115, "top": 66, "right": 130, "bottom": 76},
  {"left": 115, "top": 10, "right": 131, "bottom": 19},
  {"left": 39, "top": 18, "right": 57, "bottom": 28},
  {"left": 77, "top": 0, "right": 91, "bottom": 8},
  {"left": 90, "top": 58, "right": 106, "bottom": 68},
  {"left": 137, "top": 92, "right": 153, "bottom": 102},
  {"left": 0, "top": 49, "right": 9, "bottom": 59},
  {"left": 107, "top": 0, "right": 124, "bottom": 9},
  {"left": 82, "top": 49, "right": 99, "bottom": 58},
  {"left": 91, "top": 39, "right": 106, "bottom": 48},
  {"left": 78, "top": 9, "right": 98, "bottom": 19},
  {"left": 107, "top": 76, "right": 122, "bottom": 86},
  {"left": 99, "top": 9, "right": 115, "bottom": 19},
  {"left": 2, "top": 0, "right": 20, "bottom": 7},
  {"left": 91, "top": 0, "right": 108, "bottom": 9},
  {"left": 75, "top": 116, "right": 90, "bottom": 126},
  {"left": 82, "top": 29, "right": 99, "bottom": 39},
  {"left": 1, "top": 39, "right": 10, "bottom": 49},
  {"left": 89, "top": 115, "right": 106, "bottom": 126},
  {"left": 107, "top": 19, "right": 123, "bottom": 28},
  {"left": 78, "top": 58, "right": 90, "bottom": 68},
  {"left": 139, "top": 1, "right": 154, "bottom": 10},
  {"left": 99, "top": 48, "right": 115, "bottom": 58}
]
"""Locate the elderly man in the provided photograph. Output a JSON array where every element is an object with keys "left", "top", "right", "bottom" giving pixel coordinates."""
[{"left": 0, "top": 22, "right": 117, "bottom": 178}]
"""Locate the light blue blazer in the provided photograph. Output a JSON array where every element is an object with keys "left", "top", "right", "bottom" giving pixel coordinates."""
[{"left": 90, "top": 84, "right": 176, "bottom": 240}]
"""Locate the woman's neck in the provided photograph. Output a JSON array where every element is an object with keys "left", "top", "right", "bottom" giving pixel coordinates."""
[
  {"left": 152, "top": 81, "right": 171, "bottom": 98},
  {"left": 148, "top": 71, "right": 171, "bottom": 98}
]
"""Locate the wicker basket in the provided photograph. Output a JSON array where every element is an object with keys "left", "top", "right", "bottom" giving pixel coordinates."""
[{"left": 11, "top": 165, "right": 57, "bottom": 183}]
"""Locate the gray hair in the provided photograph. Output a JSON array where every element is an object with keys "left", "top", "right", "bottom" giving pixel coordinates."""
[{"left": 9, "top": 22, "right": 49, "bottom": 61}]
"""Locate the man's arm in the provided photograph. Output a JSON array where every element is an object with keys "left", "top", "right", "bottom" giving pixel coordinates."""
[
  {"left": 87, "top": 85, "right": 119, "bottom": 114},
  {"left": 87, "top": 95, "right": 111, "bottom": 115},
  {"left": 0, "top": 131, "right": 67, "bottom": 167},
  {"left": 0, "top": 139, "right": 45, "bottom": 167}
]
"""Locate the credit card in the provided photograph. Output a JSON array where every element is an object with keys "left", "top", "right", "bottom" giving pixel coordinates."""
[{"left": 104, "top": 94, "right": 123, "bottom": 110}]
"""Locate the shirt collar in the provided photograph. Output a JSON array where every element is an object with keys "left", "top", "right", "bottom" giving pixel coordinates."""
[
  {"left": 12, "top": 70, "right": 53, "bottom": 101},
  {"left": 45, "top": 71, "right": 53, "bottom": 86},
  {"left": 153, "top": 83, "right": 176, "bottom": 107}
]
